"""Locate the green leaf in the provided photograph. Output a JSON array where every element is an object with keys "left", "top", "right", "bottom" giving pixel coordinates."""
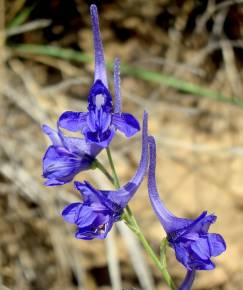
[
  {"left": 10, "top": 43, "right": 243, "bottom": 108},
  {"left": 160, "top": 237, "right": 168, "bottom": 269},
  {"left": 7, "top": 3, "right": 36, "bottom": 28}
]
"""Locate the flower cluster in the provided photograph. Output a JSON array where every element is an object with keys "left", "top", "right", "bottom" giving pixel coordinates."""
[
  {"left": 62, "top": 112, "right": 148, "bottom": 240},
  {"left": 42, "top": 4, "right": 226, "bottom": 290}
]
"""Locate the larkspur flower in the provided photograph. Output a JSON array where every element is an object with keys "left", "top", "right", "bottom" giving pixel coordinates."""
[
  {"left": 148, "top": 136, "right": 226, "bottom": 288},
  {"left": 42, "top": 125, "right": 102, "bottom": 186},
  {"left": 61, "top": 112, "right": 148, "bottom": 239},
  {"left": 58, "top": 4, "right": 140, "bottom": 148}
]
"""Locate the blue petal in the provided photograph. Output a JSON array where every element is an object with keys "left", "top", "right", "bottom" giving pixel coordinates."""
[
  {"left": 58, "top": 111, "right": 88, "bottom": 132},
  {"left": 74, "top": 181, "right": 101, "bottom": 203},
  {"left": 62, "top": 202, "right": 83, "bottom": 223},
  {"left": 61, "top": 136, "right": 89, "bottom": 155},
  {"left": 76, "top": 184, "right": 117, "bottom": 213},
  {"left": 74, "top": 205, "right": 99, "bottom": 227},
  {"left": 62, "top": 203, "right": 100, "bottom": 229},
  {"left": 174, "top": 243, "right": 191, "bottom": 270},
  {"left": 184, "top": 212, "right": 216, "bottom": 235},
  {"left": 75, "top": 228, "right": 95, "bottom": 240},
  {"left": 192, "top": 259, "right": 215, "bottom": 270},
  {"left": 44, "top": 179, "right": 66, "bottom": 186},
  {"left": 42, "top": 125, "right": 62, "bottom": 146},
  {"left": 49, "top": 125, "right": 102, "bottom": 158},
  {"left": 207, "top": 233, "right": 226, "bottom": 257},
  {"left": 85, "top": 127, "right": 115, "bottom": 148},
  {"left": 100, "top": 217, "right": 116, "bottom": 238},
  {"left": 113, "top": 58, "right": 121, "bottom": 113},
  {"left": 43, "top": 146, "right": 89, "bottom": 186},
  {"left": 61, "top": 135, "right": 102, "bottom": 157},
  {"left": 112, "top": 113, "right": 140, "bottom": 137},
  {"left": 76, "top": 181, "right": 122, "bottom": 213},
  {"left": 90, "top": 5, "right": 108, "bottom": 87},
  {"left": 183, "top": 232, "right": 199, "bottom": 241},
  {"left": 173, "top": 242, "right": 215, "bottom": 271},
  {"left": 86, "top": 110, "right": 112, "bottom": 133},
  {"left": 191, "top": 238, "right": 210, "bottom": 260},
  {"left": 75, "top": 225, "right": 100, "bottom": 240},
  {"left": 100, "top": 111, "right": 112, "bottom": 133},
  {"left": 75, "top": 214, "right": 114, "bottom": 240},
  {"left": 88, "top": 80, "right": 112, "bottom": 112},
  {"left": 200, "top": 214, "right": 217, "bottom": 233},
  {"left": 86, "top": 111, "right": 97, "bottom": 132},
  {"left": 89, "top": 142, "right": 103, "bottom": 157}
]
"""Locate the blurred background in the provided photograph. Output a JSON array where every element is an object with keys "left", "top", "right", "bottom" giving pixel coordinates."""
[{"left": 0, "top": 0, "right": 243, "bottom": 289}]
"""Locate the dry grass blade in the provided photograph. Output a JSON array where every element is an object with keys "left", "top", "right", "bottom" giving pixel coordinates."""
[
  {"left": 41, "top": 77, "right": 89, "bottom": 94},
  {"left": 105, "top": 230, "right": 122, "bottom": 290},
  {"left": 0, "top": 0, "right": 6, "bottom": 91},
  {"left": 196, "top": 0, "right": 243, "bottom": 32},
  {"left": 0, "top": 162, "right": 43, "bottom": 203},
  {"left": 0, "top": 0, "right": 5, "bottom": 33},
  {"left": 3, "top": 85, "right": 48, "bottom": 125},
  {"left": 134, "top": 57, "right": 205, "bottom": 77},
  {"left": 6, "top": 19, "right": 52, "bottom": 37},
  {"left": 5, "top": 0, "right": 26, "bottom": 24},
  {"left": 117, "top": 222, "right": 155, "bottom": 290},
  {"left": 91, "top": 172, "right": 122, "bottom": 290},
  {"left": 0, "top": 155, "right": 87, "bottom": 290},
  {"left": 221, "top": 39, "right": 243, "bottom": 98}
]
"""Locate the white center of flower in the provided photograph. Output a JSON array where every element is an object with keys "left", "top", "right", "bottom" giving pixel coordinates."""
[{"left": 95, "top": 94, "right": 105, "bottom": 109}]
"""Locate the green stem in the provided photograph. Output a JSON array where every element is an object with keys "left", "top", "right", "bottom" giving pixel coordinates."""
[
  {"left": 106, "top": 147, "right": 120, "bottom": 188},
  {"left": 104, "top": 147, "right": 176, "bottom": 290},
  {"left": 125, "top": 208, "right": 175, "bottom": 289}
]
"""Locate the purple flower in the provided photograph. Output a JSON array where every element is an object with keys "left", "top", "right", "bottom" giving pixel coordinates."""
[
  {"left": 42, "top": 125, "right": 102, "bottom": 186},
  {"left": 61, "top": 112, "right": 148, "bottom": 239},
  {"left": 58, "top": 5, "right": 140, "bottom": 148},
  {"left": 148, "top": 136, "right": 226, "bottom": 273}
]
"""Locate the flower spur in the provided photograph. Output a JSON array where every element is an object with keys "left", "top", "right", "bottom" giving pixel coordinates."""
[
  {"left": 61, "top": 112, "right": 148, "bottom": 239},
  {"left": 58, "top": 4, "right": 140, "bottom": 148},
  {"left": 148, "top": 136, "right": 226, "bottom": 289}
]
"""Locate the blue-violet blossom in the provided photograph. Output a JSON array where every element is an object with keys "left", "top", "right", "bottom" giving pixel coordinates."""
[
  {"left": 58, "top": 5, "right": 140, "bottom": 148},
  {"left": 62, "top": 112, "right": 148, "bottom": 239},
  {"left": 42, "top": 125, "right": 102, "bottom": 186},
  {"left": 148, "top": 136, "right": 226, "bottom": 289}
]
